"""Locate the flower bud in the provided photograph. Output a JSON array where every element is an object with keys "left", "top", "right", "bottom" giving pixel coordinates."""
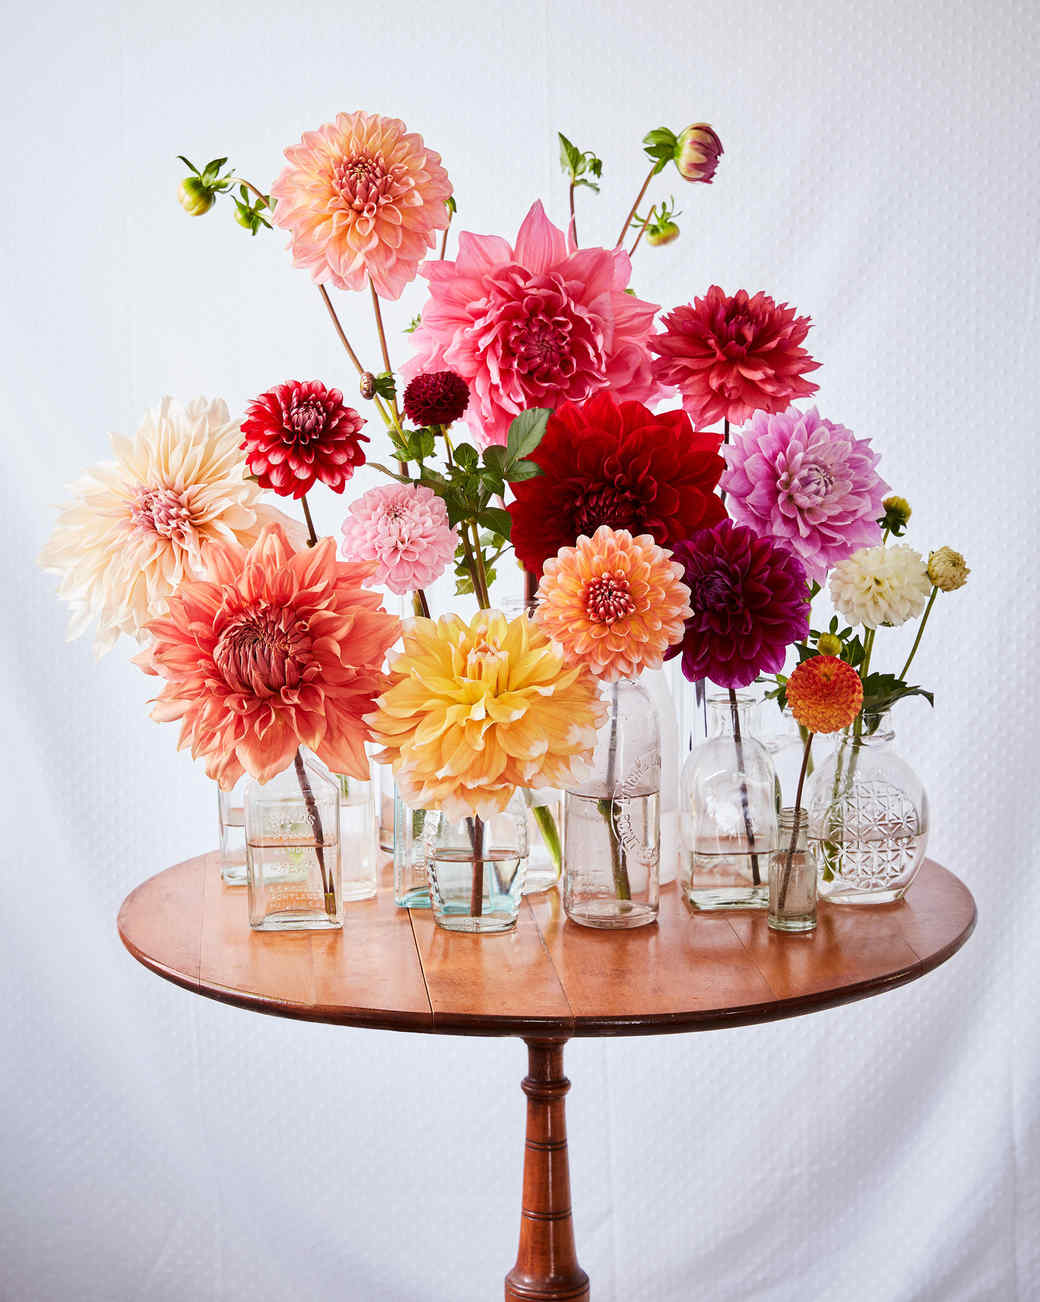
[
  {"left": 816, "top": 632, "right": 842, "bottom": 657},
  {"left": 647, "top": 220, "right": 679, "bottom": 246},
  {"left": 880, "top": 494, "right": 912, "bottom": 535},
  {"left": 359, "top": 372, "right": 377, "bottom": 401},
  {"left": 675, "top": 124, "right": 723, "bottom": 183},
  {"left": 927, "top": 547, "right": 969, "bottom": 592},
  {"left": 178, "top": 176, "right": 215, "bottom": 216}
]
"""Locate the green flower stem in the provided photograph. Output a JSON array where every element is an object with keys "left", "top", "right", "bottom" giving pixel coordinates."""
[
  {"left": 294, "top": 748, "right": 335, "bottom": 915},
  {"left": 899, "top": 587, "right": 938, "bottom": 681},
  {"left": 729, "top": 688, "right": 761, "bottom": 886},
  {"left": 615, "top": 165, "right": 655, "bottom": 248},
  {"left": 525, "top": 795, "right": 562, "bottom": 870},
  {"left": 568, "top": 179, "right": 579, "bottom": 247},
  {"left": 777, "top": 733, "right": 813, "bottom": 912},
  {"left": 600, "top": 682, "right": 632, "bottom": 901},
  {"left": 368, "top": 278, "right": 403, "bottom": 428}
]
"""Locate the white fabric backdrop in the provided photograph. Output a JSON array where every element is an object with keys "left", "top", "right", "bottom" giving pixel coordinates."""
[{"left": 3, "top": 0, "right": 1036, "bottom": 1298}]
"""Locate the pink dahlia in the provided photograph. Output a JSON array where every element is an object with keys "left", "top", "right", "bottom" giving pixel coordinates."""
[
  {"left": 270, "top": 111, "right": 453, "bottom": 301},
  {"left": 340, "top": 483, "right": 458, "bottom": 595},
  {"left": 403, "top": 200, "right": 661, "bottom": 446},
  {"left": 241, "top": 380, "right": 367, "bottom": 499},
  {"left": 720, "top": 407, "right": 889, "bottom": 582},
  {"left": 136, "top": 524, "right": 400, "bottom": 788},
  {"left": 650, "top": 286, "right": 820, "bottom": 427}
]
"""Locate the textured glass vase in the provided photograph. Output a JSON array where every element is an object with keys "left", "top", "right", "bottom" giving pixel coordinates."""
[
  {"left": 217, "top": 776, "right": 248, "bottom": 885},
  {"left": 563, "top": 678, "right": 661, "bottom": 929},
  {"left": 423, "top": 796, "right": 528, "bottom": 933},
  {"left": 807, "top": 711, "right": 928, "bottom": 904},
  {"left": 769, "top": 807, "right": 817, "bottom": 932},
  {"left": 336, "top": 775, "right": 377, "bottom": 902},
  {"left": 680, "top": 695, "right": 778, "bottom": 910}
]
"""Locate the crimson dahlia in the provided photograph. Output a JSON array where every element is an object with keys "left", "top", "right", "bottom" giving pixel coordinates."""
[{"left": 241, "top": 380, "right": 368, "bottom": 499}]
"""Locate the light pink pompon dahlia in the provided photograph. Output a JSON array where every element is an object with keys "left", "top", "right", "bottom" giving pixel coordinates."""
[
  {"left": 535, "top": 526, "right": 692, "bottom": 682},
  {"left": 340, "top": 483, "right": 458, "bottom": 595},
  {"left": 136, "top": 525, "right": 400, "bottom": 789},
  {"left": 270, "top": 111, "right": 453, "bottom": 301},
  {"left": 403, "top": 200, "right": 661, "bottom": 446},
  {"left": 39, "top": 396, "right": 299, "bottom": 657}
]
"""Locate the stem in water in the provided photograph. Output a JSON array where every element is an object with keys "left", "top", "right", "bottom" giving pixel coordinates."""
[
  {"left": 467, "top": 815, "right": 485, "bottom": 917},
  {"left": 728, "top": 689, "right": 761, "bottom": 886},
  {"left": 600, "top": 682, "right": 632, "bottom": 900},
  {"left": 293, "top": 749, "right": 335, "bottom": 915}
]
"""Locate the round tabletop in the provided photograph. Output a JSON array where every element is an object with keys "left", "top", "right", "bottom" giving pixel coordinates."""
[{"left": 117, "top": 854, "right": 975, "bottom": 1038}]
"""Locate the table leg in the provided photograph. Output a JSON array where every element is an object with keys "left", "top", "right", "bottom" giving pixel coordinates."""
[{"left": 504, "top": 1038, "right": 590, "bottom": 1302}]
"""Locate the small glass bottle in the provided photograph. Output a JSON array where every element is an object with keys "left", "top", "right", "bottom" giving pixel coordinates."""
[
  {"left": 393, "top": 785, "right": 430, "bottom": 907},
  {"left": 244, "top": 752, "right": 341, "bottom": 931},
  {"left": 423, "top": 796, "right": 528, "bottom": 933},
  {"left": 371, "top": 755, "right": 395, "bottom": 856},
  {"left": 217, "top": 776, "right": 248, "bottom": 885},
  {"left": 563, "top": 678, "right": 661, "bottom": 929},
  {"left": 520, "top": 787, "right": 563, "bottom": 894},
  {"left": 335, "top": 774, "right": 377, "bottom": 902},
  {"left": 769, "top": 808, "right": 817, "bottom": 932}
]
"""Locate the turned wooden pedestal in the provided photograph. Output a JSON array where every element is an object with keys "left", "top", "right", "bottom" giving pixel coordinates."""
[{"left": 118, "top": 856, "right": 974, "bottom": 1299}]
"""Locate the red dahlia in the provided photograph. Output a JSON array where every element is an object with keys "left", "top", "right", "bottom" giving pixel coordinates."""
[
  {"left": 241, "top": 380, "right": 368, "bottom": 499},
  {"left": 403, "top": 370, "right": 469, "bottom": 427},
  {"left": 507, "top": 391, "right": 727, "bottom": 576}
]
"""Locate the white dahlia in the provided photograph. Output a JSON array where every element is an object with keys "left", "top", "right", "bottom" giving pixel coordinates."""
[{"left": 829, "top": 544, "right": 932, "bottom": 630}]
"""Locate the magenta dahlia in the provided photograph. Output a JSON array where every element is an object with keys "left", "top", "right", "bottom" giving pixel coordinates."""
[
  {"left": 667, "top": 520, "right": 810, "bottom": 689},
  {"left": 402, "top": 370, "right": 469, "bottom": 427},
  {"left": 650, "top": 286, "right": 820, "bottom": 427},
  {"left": 241, "top": 380, "right": 368, "bottom": 499},
  {"left": 403, "top": 200, "right": 661, "bottom": 446},
  {"left": 720, "top": 407, "right": 888, "bottom": 582}
]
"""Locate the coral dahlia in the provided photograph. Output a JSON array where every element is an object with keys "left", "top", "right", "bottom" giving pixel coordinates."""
[
  {"left": 650, "top": 286, "right": 820, "bottom": 427},
  {"left": 340, "top": 483, "right": 458, "bottom": 595},
  {"left": 241, "top": 380, "right": 367, "bottom": 498},
  {"left": 535, "top": 526, "right": 691, "bottom": 682},
  {"left": 136, "top": 525, "right": 399, "bottom": 788},
  {"left": 403, "top": 200, "right": 661, "bottom": 446},
  {"left": 786, "top": 655, "right": 863, "bottom": 735},
  {"left": 507, "top": 391, "right": 727, "bottom": 577},
  {"left": 270, "top": 111, "right": 453, "bottom": 301}
]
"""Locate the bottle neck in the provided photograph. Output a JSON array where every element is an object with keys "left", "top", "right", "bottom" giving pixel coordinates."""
[
  {"left": 839, "top": 712, "right": 894, "bottom": 748},
  {"left": 707, "top": 694, "right": 758, "bottom": 738}
]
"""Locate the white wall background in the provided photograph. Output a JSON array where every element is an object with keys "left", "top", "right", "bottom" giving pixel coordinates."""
[{"left": 3, "top": 1, "right": 1037, "bottom": 1298}]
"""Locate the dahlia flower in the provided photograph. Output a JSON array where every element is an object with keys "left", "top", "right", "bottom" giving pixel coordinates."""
[
  {"left": 340, "top": 483, "right": 458, "bottom": 595},
  {"left": 720, "top": 407, "right": 889, "bottom": 583},
  {"left": 535, "top": 526, "right": 692, "bottom": 682},
  {"left": 667, "top": 520, "right": 810, "bottom": 689},
  {"left": 650, "top": 286, "right": 820, "bottom": 427},
  {"left": 507, "top": 391, "right": 726, "bottom": 576},
  {"left": 402, "top": 370, "right": 469, "bottom": 427},
  {"left": 829, "top": 544, "right": 932, "bottom": 629},
  {"left": 675, "top": 124, "right": 723, "bottom": 183},
  {"left": 40, "top": 396, "right": 294, "bottom": 657},
  {"left": 786, "top": 655, "right": 863, "bottom": 734},
  {"left": 369, "top": 609, "right": 606, "bottom": 820},
  {"left": 270, "top": 111, "right": 453, "bottom": 301},
  {"left": 136, "top": 525, "right": 399, "bottom": 788},
  {"left": 241, "top": 380, "right": 367, "bottom": 498},
  {"left": 927, "top": 546, "right": 970, "bottom": 592},
  {"left": 403, "top": 200, "right": 660, "bottom": 446}
]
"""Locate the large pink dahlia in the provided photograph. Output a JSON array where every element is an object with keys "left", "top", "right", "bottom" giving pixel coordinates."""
[
  {"left": 650, "top": 286, "right": 820, "bottom": 427},
  {"left": 403, "top": 200, "right": 661, "bottom": 446},
  {"left": 136, "top": 524, "right": 400, "bottom": 788},
  {"left": 270, "top": 111, "right": 453, "bottom": 301},
  {"left": 720, "top": 407, "right": 889, "bottom": 582}
]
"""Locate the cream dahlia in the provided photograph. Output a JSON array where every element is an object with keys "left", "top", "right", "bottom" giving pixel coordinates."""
[
  {"left": 535, "top": 526, "right": 691, "bottom": 682},
  {"left": 270, "top": 111, "right": 453, "bottom": 301},
  {"left": 368, "top": 610, "right": 606, "bottom": 819},
  {"left": 927, "top": 546, "right": 970, "bottom": 592},
  {"left": 136, "top": 525, "right": 399, "bottom": 788},
  {"left": 40, "top": 396, "right": 294, "bottom": 657},
  {"left": 829, "top": 544, "right": 932, "bottom": 629}
]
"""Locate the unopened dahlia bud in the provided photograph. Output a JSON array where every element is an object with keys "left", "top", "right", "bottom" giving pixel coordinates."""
[
  {"left": 178, "top": 176, "right": 215, "bottom": 216},
  {"left": 359, "top": 372, "right": 377, "bottom": 400},
  {"left": 816, "top": 632, "right": 842, "bottom": 657},
  {"left": 927, "top": 546, "right": 969, "bottom": 592},
  {"left": 880, "top": 494, "right": 912, "bottom": 535},
  {"left": 675, "top": 124, "right": 723, "bottom": 183},
  {"left": 647, "top": 219, "right": 679, "bottom": 246}
]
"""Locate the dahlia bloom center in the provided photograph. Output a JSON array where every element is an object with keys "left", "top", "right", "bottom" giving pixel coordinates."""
[
  {"left": 691, "top": 568, "right": 740, "bottom": 614},
  {"left": 570, "top": 483, "right": 641, "bottom": 536},
  {"left": 131, "top": 486, "right": 193, "bottom": 543},
  {"left": 584, "top": 571, "right": 636, "bottom": 625},
  {"left": 286, "top": 397, "right": 328, "bottom": 441},
  {"left": 213, "top": 606, "right": 312, "bottom": 696},
  {"left": 332, "top": 151, "right": 399, "bottom": 212}
]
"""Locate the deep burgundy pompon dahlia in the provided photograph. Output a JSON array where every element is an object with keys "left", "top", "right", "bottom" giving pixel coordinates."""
[
  {"left": 402, "top": 370, "right": 470, "bottom": 427},
  {"left": 241, "top": 380, "right": 368, "bottom": 499}
]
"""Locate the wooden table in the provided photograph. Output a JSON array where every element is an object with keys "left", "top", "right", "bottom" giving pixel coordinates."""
[{"left": 118, "top": 854, "right": 975, "bottom": 1301}]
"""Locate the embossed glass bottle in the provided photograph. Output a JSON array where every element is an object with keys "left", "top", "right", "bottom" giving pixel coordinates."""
[{"left": 563, "top": 679, "right": 661, "bottom": 929}]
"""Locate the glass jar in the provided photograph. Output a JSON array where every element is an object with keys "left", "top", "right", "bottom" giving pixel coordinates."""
[
  {"left": 680, "top": 695, "right": 779, "bottom": 910},
  {"left": 335, "top": 774, "right": 377, "bottom": 902},
  {"left": 807, "top": 710, "right": 928, "bottom": 904},
  {"left": 769, "top": 808, "right": 817, "bottom": 932},
  {"left": 244, "top": 752, "right": 341, "bottom": 931},
  {"left": 520, "top": 787, "right": 564, "bottom": 895},
  {"left": 393, "top": 785, "right": 430, "bottom": 908},
  {"left": 642, "top": 666, "right": 680, "bottom": 886},
  {"left": 563, "top": 678, "right": 661, "bottom": 929},
  {"left": 423, "top": 796, "right": 528, "bottom": 933},
  {"left": 217, "top": 776, "right": 248, "bottom": 885},
  {"left": 371, "top": 755, "right": 395, "bottom": 856}
]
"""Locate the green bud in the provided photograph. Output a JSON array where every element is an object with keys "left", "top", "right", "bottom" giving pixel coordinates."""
[
  {"left": 647, "top": 220, "right": 679, "bottom": 246},
  {"left": 817, "top": 632, "right": 842, "bottom": 657},
  {"left": 178, "top": 176, "right": 215, "bottom": 216}
]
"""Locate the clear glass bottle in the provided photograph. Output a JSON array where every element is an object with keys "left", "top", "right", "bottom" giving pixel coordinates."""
[
  {"left": 244, "top": 752, "right": 341, "bottom": 931},
  {"left": 371, "top": 755, "right": 395, "bottom": 856},
  {"left": 335, "top": 774, "right": 377, "bottom": 902},
  {"left": 642, "top": 665, "right": 680, "bottom": 886},
  {"left": 769, "top": 808, "right": 817, "bottom": 932},
  {"left": 217, "top": 776, "right": 248, "bottom": 885},
  {"left": 563, "top": 678, "right": 661, "bottom": 929},
  {"left": 393, "top": 785, "right": 430, "bottom": 908},
  {"left": 807, "top": 710, "right": 929, "bottom": 904},
  {"left": 680, "top": 695, "right": 779, "bottom": 910},
  {"left": 423, "top": 796, "right": 528, "bottom": 933},
  {"left": 520, "top": 787, "right": 564, "bottom": 894}
]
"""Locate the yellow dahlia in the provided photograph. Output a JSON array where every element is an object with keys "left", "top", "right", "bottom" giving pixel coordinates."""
[
  {"left": 368, "top": 610, "right": 606, "bottom": 820},
  {"left": 40, "top": 396, "right": 297, "bottom": 657},
  {"left": 534, "top": 526, "right": 691, "bottom": 681}
]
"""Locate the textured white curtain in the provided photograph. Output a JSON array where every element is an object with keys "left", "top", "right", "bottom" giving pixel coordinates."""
[{"left": 3, "top": 1, "right": 1035, "bottom": 1297}]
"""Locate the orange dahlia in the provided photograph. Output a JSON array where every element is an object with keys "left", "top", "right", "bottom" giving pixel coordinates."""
[
  {"left": 534, "top": 526, "right": 691, "bottom": 682},
  {"left": 135, "top": 524, "right": 399, "bottom": 788},
  {"left": 786, "top": 655, "right": 863, "bottom": 735},
  {"left": 368, "top": 610, "right": 606, "bottom": 820}
]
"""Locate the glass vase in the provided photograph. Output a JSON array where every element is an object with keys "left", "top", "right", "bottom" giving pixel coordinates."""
[
  {"left": 244, "top": 752, "right": 341, "bottom": 931},
  {"left": 521, "top": 787, "right": 563, "bottom": 894},
  {"left": 769, "top": 808, "right": 817, "bottom": 932},
  {"left": 393, "top": 784, "right": 430, "bottom": 908},
  {"left": 807, "top": 710, "right": 928, "bottom": 904},
  {"left": 217, "top": 775, "right": 248, "bottom": 885},
  {"left": 563, "top": 678, "right": 661, "bottom": 930},
  {"left": 335, "top": 774, "right": 377, "bottom": 902},
  {"left": 371, "top": 756, "right": 395, "bottom": 856},
  {"left": 643, "top": 666, "right": 680, "bottom": 886},
  {"left": 423, "top": 796, "right": 528, "bottom": 933},
  {"left": 680, "top": 695, "right": 779, "bottom": 910}
]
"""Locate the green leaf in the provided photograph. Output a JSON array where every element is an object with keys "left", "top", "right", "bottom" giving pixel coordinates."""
[
  {"left": 445, "top": 195, "right": 457, "bottom": 215},
  {"left": 506, "top": 408, "right": 551, "bottom": 462},
  {"left": 860, "top": 673, "right": 934, "bottom": 720},
  {"left": 505, "top": 458, "right": 542, "bottom": 483},
  {"left": 558, "top": 132, "right": 581, "bottom": 174},
  {"left": 404, "top": 313, "right": 422, "bottom": 334},
  {"left": 177, "top": 155, "right": 200, "bottom": 175},
  {"left": 574, "top": 177, "right": 601, "bottom": 193},
  {"left": 482, "top": 445, "right": 508, "bottom": 475},
  {"left": 477, "top": 506, "right": 513, "bottom": 539},
  {"left": 418, "top": 428, "right": 436, "bottom": 460},
  {"left": 453, "top": 443, "right": 479, "bottom": 472}
]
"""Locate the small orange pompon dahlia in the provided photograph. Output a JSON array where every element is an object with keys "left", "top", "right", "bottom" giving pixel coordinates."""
[
  {"left": 786, "top": 655, "right": 863, "bottom": 735},
  {"left": 534, "top": 526, "right": 691, "bottom": 682}
]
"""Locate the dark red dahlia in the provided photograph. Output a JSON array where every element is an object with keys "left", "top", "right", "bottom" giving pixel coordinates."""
[
  {"left": 666, "top": 519, "right": 810, "bottom": 689},
  {"left": 507, "top": 390, "right": 727, "bottom": 576},
  {"left": 402, "top": 370, "right": 469, "bottom": 427},
  {"left": 650, "top": 286, "right": 821, "bottom": 428},
  {"left": 241, "top": 380, "right": 368, "bottom": 499}
]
